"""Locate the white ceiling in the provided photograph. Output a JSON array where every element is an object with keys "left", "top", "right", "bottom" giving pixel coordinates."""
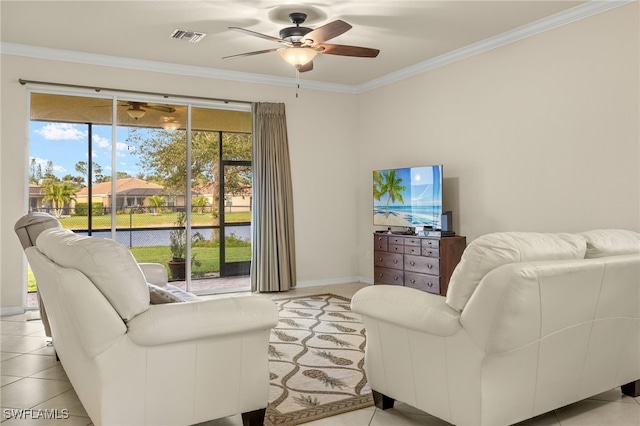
[{"left": 1, "top": 1, "right": 621, "bottom": 90}]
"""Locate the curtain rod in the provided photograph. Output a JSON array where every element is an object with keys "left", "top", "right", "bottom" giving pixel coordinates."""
[{"left": 18, "top": 78, "right": 253, "bottom": 106}]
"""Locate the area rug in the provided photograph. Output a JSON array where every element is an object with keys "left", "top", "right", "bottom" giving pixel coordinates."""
[{"left": 265, "top": 293, "right": 373, "bottom": 426}]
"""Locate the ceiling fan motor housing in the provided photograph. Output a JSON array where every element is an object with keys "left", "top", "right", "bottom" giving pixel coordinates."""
[
  {"left": 280, "top": 12, "right": 312, "bottom": 43},
  {"left": 279, "top": 26, "right": 312, "bottom": 42}
]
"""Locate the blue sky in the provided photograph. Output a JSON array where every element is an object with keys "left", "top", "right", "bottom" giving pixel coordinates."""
[{"left": 30, "top": 122, "right": 143, "bottom": 181}]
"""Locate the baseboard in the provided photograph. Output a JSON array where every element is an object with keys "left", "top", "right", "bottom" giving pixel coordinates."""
[
  {"left": 0, "top": 306, "right": 26, "bottom": 317},
  {"left": 296, "top": 276, "right": 367, "bottom": 288}
]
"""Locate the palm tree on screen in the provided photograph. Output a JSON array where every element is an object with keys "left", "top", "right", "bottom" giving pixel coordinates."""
[{"left": 378, "top": 170, "right": 406, "bottom": 218}]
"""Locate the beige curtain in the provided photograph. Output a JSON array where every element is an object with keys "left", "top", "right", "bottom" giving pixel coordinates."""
[{"left": 251, "top": 103, "right": 297, "bottom": 292}]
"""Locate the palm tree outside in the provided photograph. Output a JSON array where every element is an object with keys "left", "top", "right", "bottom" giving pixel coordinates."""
[
  {"left": 147, "top": 194, "right": 165, "bottom": 216},
  {"left": 40, "top": 180, "right": 77, "bottom": 218}
]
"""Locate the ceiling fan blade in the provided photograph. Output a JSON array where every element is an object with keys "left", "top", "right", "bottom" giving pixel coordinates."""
[
  {"left": 297, "top": 61, "right": 314, "bottom": 73},
  {"left": 222, "top": 48, "right": 281, "bottom": 60},
  {"left": 301, "top": 20, "right": 352, "bottom": 45},
  {"left": 147, "top": 104, "right": 176, "bottom": 113},
  {"left": 319, "top": 43, "right": 380, "bottom": 58},
  {"left": 229, "top": 27, "right": 290, "bottom": 46}
]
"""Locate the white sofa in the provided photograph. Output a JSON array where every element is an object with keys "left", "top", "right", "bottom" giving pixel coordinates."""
[
  {"left": 15, "top": 213, "right": 279, "bottom": 426},
  {"left": 352, "top": 230, "right": 640, "bottom": 426}
]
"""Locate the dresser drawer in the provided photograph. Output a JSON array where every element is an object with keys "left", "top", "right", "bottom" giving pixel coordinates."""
[
  {"left": 374, "top": 267, "right": 403, "bottom": 285},
  {"left": 388, "top": 244, "right": 404, "bottom": 253},
  {"left": 421, "top": 247, "right": 440, "bottom": 258},
  {"left": 404, "top": 254, "right": 439, "bottom": 274},
  {"left": 373, "top": 235, "right": 388, "bottom": 251},
  {"left": 404, "top": 237, "right": 421, "bottom": 247},
  {"left": 422, "top": 239, "right": 440, "bottom": 250},
  {"left": 404, "top": 245, "right": 421, "bottom": 255},
  {"left": 389, "top": 236, "right": 405, "bottom": 245},
  {"left": 405, "top": 272, "right": 440, "bottom": 294},
  {"left": 374, "top": 251, "right": 403, "bottom": 269}
]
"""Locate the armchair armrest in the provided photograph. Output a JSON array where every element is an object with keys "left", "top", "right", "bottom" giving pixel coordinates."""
[
  {"left": 126, "top": 295, "right": 278, "bottom": 346},
  {"left": 138, "top": 263, "right": 168, "bottom": 287},
  {"left": 351, "top": 285, "right": 461, "bottom": 337}
]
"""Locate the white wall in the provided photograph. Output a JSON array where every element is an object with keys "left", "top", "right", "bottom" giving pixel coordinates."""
[
  {"left": 0, "top": 56, "right": 359, "bottom": 311},
  {"left": 356, "top": 3, "right": 639, "bottom": 280}
]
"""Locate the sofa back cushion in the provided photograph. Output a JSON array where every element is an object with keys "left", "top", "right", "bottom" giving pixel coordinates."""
[
  {"left": 36, "top": 228, "right": 150, "bottom": 321},
  {"left": 446, "top": 232, "right": 586, "bottom": 312},
  {"left": 580, "top": 229, "right": 640, "bottom": 258}
]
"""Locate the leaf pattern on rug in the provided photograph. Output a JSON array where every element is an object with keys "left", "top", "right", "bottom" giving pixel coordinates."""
[
  {"left": 270, "top": 372, "right": 279, "bottom": 380},
  {"left": 302, "top": 369, "right": 347, "bottom": 390},
  {"left": 279, "top": 318, "right": 303, "bottom": 328},
  {"left": 293, "top": 300, "right": 314, "bottom": 307},
  {"left": 293, "top": 394, "right": 320, "bottom": 408},
  {"left": 289, "top": 309, "right": 314, "bottom": 317},
  {"left": 273, "top": 330, "right": 299, "bottom": 342},
  {"left": 315, "top": 350, "right": 353, "bottom": 366},
  {"left": 317, "top": 334, "right": 352, "bottom": 347},
  {"left": 269, "top": 344, "right": 287, "bottom": 359},
  {"left": 336, "top": 303, "right": 351, "bottom": 311},
  {"left": 328, "top": 312, "right": 356, "bottom": 321},
  {"left": 329, "top": 322, "right": 356, "bottom": 333}
]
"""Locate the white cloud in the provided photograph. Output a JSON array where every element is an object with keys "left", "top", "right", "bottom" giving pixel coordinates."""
[
  {"left": 36, "top": 123, "right": 86, "bottom": 141},
  {"left": 93, "top": 134, "right": 110, "bottom": 149},
  {"left": 115, "top": 141, "right": 129, "bottom": 152}
]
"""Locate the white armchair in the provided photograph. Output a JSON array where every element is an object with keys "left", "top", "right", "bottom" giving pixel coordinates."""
[
  {"left": 15, "top": 213, "right": 279, "bottom": 426},
  {"left": 352, "top": 230, "right": 640, "bottom": 426}
]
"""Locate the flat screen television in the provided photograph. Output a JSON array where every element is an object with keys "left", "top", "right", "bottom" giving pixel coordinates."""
[{"left": 373, "top": 165, "right": 443, "bottom": 229}]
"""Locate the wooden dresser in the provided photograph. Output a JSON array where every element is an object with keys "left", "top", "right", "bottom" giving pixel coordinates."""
[{"left": 373, "top": 233, "right": 466, "bottom": 296}]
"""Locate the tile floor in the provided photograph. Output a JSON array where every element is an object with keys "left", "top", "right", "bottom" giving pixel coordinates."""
[{"left": 2, "top": 282, "right": 639, "bottom": 426}]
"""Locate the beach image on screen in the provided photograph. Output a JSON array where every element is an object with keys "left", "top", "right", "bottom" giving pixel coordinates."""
[{"left": 373, "top": 165, "right": 442, "bottom": 228}]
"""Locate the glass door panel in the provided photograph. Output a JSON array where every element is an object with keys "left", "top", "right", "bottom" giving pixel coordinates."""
[{"left": 220, "top": 162, "right": 252, "bottom": 278}]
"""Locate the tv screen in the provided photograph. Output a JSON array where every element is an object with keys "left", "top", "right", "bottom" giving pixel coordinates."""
[{"left": 373, "top": 165, "right": 443, "bottom": 229}]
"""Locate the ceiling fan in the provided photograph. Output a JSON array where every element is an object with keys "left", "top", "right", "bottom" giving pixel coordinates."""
[
  {"left": 223, "top": 12, "right": 380, "bottom": 72},
  {"left": 120, "top": 102, "right": 176, "bottom": 120}
]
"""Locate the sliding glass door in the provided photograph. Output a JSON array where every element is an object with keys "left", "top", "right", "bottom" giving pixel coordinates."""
[{"left": 28, "top": 90, "right": 252, "bottom": 302}]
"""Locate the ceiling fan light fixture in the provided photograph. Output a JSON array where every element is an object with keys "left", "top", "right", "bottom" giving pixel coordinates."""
[
  {"left": 127, "top": 106, "right": 146, "bottom": 119},
  {"left": 279, "top": 47, "right": 317, "bottom": 66}
]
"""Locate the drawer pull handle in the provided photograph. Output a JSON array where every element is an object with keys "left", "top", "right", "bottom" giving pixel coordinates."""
[
  {"left": 393, "top": 276, "right": 398, "bottom": 281},
  {"left": 410, "top": 261, "right": 415, "bottom": 266},
  {"left": 427, "top": 251, "right": 433, "bottom": 256},
  {"left": 428, "top": 282, "right": 433, "bottom": 287},
  {"left": 410, "top": 279, "right": 415, "bottom": 284},
  {"left": 378, "top": 258, "right": 383, "bottom": 262},
  {"left": 393, "top": 260, "right": 398, "bottom": 264},
  {"left": 427, "top": 264, "right": 433, "bottom": 269},
  {"left": 378, "top": 273, "right": 383, "bottom": 277}
]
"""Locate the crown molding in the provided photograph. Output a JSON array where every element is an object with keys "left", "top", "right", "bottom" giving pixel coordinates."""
[
  {"left": 1, "top": 0, "right": 632, "bottom": 95},
  {"left": 355, "top": 0, "right": 634, "bottom": 93}
]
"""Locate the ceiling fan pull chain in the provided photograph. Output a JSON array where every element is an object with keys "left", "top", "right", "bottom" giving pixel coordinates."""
[{"left": 296, "top": 68, "right": 300, "bottom": 98}]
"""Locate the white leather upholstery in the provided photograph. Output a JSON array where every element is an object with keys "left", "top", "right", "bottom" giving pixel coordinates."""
[
  {"left": 37, "top": 228, "right": 150, "bottom": 321},
  {"left": 580, "top": 229, "right": 640, "bottom": 258},
  {"left": 445, "top": 232, "right": 586, "bottom": 312},
  {"left": 20, "top": 217, "right": 279, "bottom": 426},
  {"left": 352, "top": 230, "right": 640, "bottom": 426}
]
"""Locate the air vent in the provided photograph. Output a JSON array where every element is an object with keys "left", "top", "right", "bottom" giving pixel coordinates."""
[{"left": 169, "top": 29, "right": 207, "bottom": 43}]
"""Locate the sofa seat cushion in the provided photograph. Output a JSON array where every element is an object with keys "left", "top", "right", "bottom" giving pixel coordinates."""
[
  {"left": 446, "top": 232, "right": 586, "bottom": 312},
  {"left": 580, "top": 229, "right": 640, "bottom": 258},
  {"left": 36, "top": 228, "right": 150, "bottom": 321}
]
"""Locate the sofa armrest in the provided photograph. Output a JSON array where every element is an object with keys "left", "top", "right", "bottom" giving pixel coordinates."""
[
  {"left": 126, "top": 295, "right": 279, "bottom": 346},
  {"left": 138, "top": 263, "right": 168, "bottom": 287},
  {"left": 351, "top": 285, "right": 461, "bottom": 337}
]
